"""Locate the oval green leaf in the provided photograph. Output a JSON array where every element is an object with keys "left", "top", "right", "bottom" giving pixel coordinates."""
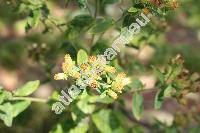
[
  {"left": 14, "top": 80, "right": 40, "bottom": 96},
  {"left": 77, "top": 49, "right": 88, "bottom": 66},
  {"left": 132, "top": 92, "right": 143, "bottom": 120}
]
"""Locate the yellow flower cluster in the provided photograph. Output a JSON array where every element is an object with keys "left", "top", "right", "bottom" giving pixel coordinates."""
[
  {"left": 54, "top": 54, "right": 81, "bottom": 80},
  {"left": 108, "top": 73, "right": 131, "bottom": 99},
  {"left": 54, "top": 54, "right": 131, "bottom": 99}
]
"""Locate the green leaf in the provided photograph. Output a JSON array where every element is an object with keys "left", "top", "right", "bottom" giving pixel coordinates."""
[
  {"left": 131, "top": 79, "right": 143, "bottom": 89},
  {"left": 77, "top": 49, "right": 88, "bottom": 66},
  {"left": 25, "top": 9, "right": 41, "bottom": 32},
  {"left": 92, "top": 110, "right": 112, "bottom": 133},
  {"left": 0, "top": 101, "right": 31, "bottom": 127},
  {"left": 77, "top": 0, "right": 86, "bottom": 8},
  {"left": 164, "top": 84, "right": 173, "bottom": 97},
  {"left": 69, "top": 118, "right": 89, "bottom": 133},
  {"left": 168, "top": 65, "right": 182, "bottom": 82},
  {"left": 0, "top": 89, "right": 12, "bottom": 104},
  {"left": 97, "top": 96, "right": 114, "bottom": 104},
  {"left": 152, "top": 66, "right": 165, "bottom": 85},
  {"left": 66, "top": 14, "right": 94, "bottom": 39},
  {"left": 12, "top": 101, "right": 31, "bottom": 117},
  {"left": 14, "top": 80, "right": 40, "bottom": 96},
  {"left": 50, "top": 124, "right": 64, "bottom": 133},
  {"left": 89, "top": 18, "right": 114, "bottom": 34},
  {"left": 0, "top": 113, "right": 13, "bottom": 127},
  {"left": 132, "top": 92, "right": 143, "bottom": 120},
  {"left": 91, "top": 40, "right": 109, "bottom": 55},
  {"left": 92, "top": 109, "right": 125, "bottom": 133},
  {"left": 128, "top": 7, "right": 140, "bottom": 13},
  {"left": 154, "top": 89, "right": 165, "bottom": 109},
  {"left": 0, "top": 102, "right": 13, "bottom": 127},
  {"left": 121, "top": 27, "right": 132, "bottom": 39},
  {"left": 61, "top": 41, "right": 77, "bottom": 59},
  {"left": 77, "top": 91, "right": 95, "bottom": 114},
  {"left": 70, "top": 14, "right": 93, "bottom": 29}
]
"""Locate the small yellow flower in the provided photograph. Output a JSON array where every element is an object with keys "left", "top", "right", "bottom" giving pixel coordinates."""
[
  {"left": 62, "top": 54, "right": 74, "bottom": 73},
  {"left": 122, "top": 77, "right": 131, "bottom": 86},
  {"left": 95, "top": 55, "right": 107, "bottom": 67},
  {"left": 116, "top": 72, "right": 126, "bottom": 79},
  {"left": 104, "top": 66, "right": 116, "bottom": 73},
  {"left": 111, "top": 73, "right": 131, "bottom": 92},
  {"left": 71, "top": 71, "right": 81, "bottom": 79},
  {"left": 64, "top": 54, "right": 73, "bottom": 63},
  {"left": 107, "top": 89, "right": 118, "bottom": 99},
  {"left": 54, "top": 73, "right": 67, "bottom": 80},
  {"left": 89, "top": 80, "right": 99, "bottom": 89},
  {"left": 88, "top": 56, "right": 97, "bottom": 63},
  {"left": 93, "top": 74, "right": 101, "bottom": 80},
  {"left": 111, "top": 82, "right": 124, "bottom": 91},
  {"left": 62, "top": 62, "right": 74, "bottom": 73},
  {"left": 81, "top": 63, "right": 90, "bottom": 71},
  {"left": 143, "top": 8, "right": 149, "bottom": 14},
  {"left": 170, "top": 0, "right": 179, "bottom": 9}
]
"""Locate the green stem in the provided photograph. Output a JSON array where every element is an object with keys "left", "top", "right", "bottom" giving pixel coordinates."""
[
  {"left": 86, "top": 1, "right": 92, "bottom": 16},
  {"left": 43, "top": 15, "right": 64, "bottom": 33},
  {"left": 11, "top": 97, "right": 47, "bottom": 103},
  {"left": 94, "top": 0, "right": 98, "bottom": 18},
  {"left": 89, "top": 0, "right": 98, "bottom": 50}
]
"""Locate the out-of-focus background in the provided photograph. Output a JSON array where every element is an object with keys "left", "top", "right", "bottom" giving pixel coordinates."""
[{"left": 0, "top": 0, "right": 200, "bottom": 132}]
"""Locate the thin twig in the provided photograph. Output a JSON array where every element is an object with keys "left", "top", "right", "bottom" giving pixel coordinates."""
[
  {"left": 94, "top": 0, "right": 98, "bottom": 18},
  {"left": 89, "top": 0, "right": 98, "bottom": 49},
  {"left": 118, "top": 103, "right": 153, "bottom": 129},
  {"left": 86, "top": 0, "right": 92, "bottom": 16},
  {"left": 43, "top": 15, "right": 64, "bottom": 33},
  {"left": 96, "top": 32, "right": 104, "bottom": 43}
]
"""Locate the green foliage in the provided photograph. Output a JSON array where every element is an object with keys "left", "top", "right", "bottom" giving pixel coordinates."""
[
  {"left": 92, "top": 109, "right": 126, "bottom": 133},
  {"left": 77, "top": 49, "right": 88, "bottom": 66},
  {"left": 77, "top": 91, "right": 96, "bottom": 114},
  {"left": 50, "top": 124, "right": 63, "bottom": 133},
  {"left": 25, "top": 9, "right": 41, "bottom": 32},
  {"left": 132, "top": 92, "right": 143, "bottom": 120},
  {"left": 0, "top": 87, "right": 12, "bottom": 104},
  {"left": 0, "top": 81, "right": 40, "bottom": 127},
  {"left": 69, "top": 119, "right": 89, "bottom": 133},
  {"left": 66, "top": 14, "right": 94, "bottom": 39},
  {"left": 131, "top": 78, "right": 144, "bottom": 89},
  {"left": 91, "top": 40, "right": 109, "bottom": 55},
  {"left": 77, "top": 0, "right": 87, "bottom": 8},
  {"left": 0, "top": 102, "right": 14, "bottom": 127},
  {"left": 12, "top": 101, "right": 31, "bottom": 117},
  {"left": 0, "top": 101, "right": 31, "bottom": 127},
  {"left": 152, "top": 66, "right": 165, "bottom": 85},
  {"left": 14, "top": 80, "right": 40, "bottom": 96},
  {"left": 89, "top": 18, "right": 114, "bottom": 34},
  {"left": 154, "top": 89, "right": 165, "bottom": 109}
]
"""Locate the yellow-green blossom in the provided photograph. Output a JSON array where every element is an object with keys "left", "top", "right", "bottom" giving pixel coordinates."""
[
  {"left": 54, "top": 53, "right": 131, "bottom": 100},
  {"left": 111, "top": 73, "right": 131, "bottom": 92}
]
